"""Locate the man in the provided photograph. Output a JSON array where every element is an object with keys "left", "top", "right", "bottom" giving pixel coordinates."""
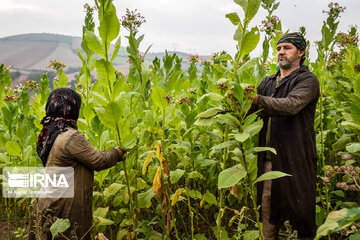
[{"left": 251, "top": 32, "right": 319, "bottom": 239}]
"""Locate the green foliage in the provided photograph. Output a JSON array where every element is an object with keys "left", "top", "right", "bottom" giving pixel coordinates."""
[
  {"left": 218, "top": 165, "right": 247, "bottom": 188},
  {"left": 50, "top": 218, "right": 70, "bottom": 240},
  {"left": 315, "top": 208, "right": 360, "bottom": 239}
]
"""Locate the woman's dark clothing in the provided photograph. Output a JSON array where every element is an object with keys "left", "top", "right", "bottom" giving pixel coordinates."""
[
  {"left": 29, "top": 128, "right": 119, "bottom": 240},
  {"left": 30, "top": 88, "right": 120, "bottom": 239},
  {"left": 255, "top": 65, "right": 319, "bottom": 238}
]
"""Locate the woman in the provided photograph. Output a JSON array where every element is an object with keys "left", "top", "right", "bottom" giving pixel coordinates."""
[{"left": 28, "top": 88, "right": 125, "bottom": 240}]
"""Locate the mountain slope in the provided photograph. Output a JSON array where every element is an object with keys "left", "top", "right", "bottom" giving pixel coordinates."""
[{"left": 0, "top": 33, "right": 82, "bottom": 70}]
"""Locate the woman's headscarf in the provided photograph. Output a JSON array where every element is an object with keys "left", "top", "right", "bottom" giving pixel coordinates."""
[{"left": 37, "top": 88, "right": 82, "bottom": 166}]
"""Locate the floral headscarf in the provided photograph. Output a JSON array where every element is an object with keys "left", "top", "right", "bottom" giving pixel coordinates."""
[{"left": 37, "top": 88, "right": 81, "bottom": 166}]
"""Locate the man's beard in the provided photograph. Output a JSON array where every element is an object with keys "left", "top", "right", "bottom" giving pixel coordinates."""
[{"left": 278, "top": 59, "right": 292, "bottom": 70}]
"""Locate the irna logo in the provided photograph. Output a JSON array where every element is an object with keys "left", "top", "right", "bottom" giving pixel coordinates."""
[
  {"left": 3, "top": 167, "right": 74, "bottom": 198},
  {"left": 7, "top": 173, "right": 69, "bottom": 188}
]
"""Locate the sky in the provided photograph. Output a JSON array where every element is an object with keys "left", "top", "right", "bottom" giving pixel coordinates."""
[{"left": 0, "top": 0, "right": 359, "bottom": 59}]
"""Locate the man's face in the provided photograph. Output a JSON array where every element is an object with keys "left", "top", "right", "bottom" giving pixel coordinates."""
[{"left": 276, "top": 42, "right": 304, "bottom": 70}]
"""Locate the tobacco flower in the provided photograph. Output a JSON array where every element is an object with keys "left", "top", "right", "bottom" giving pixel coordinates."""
[{"left": 121, "top": 8, "right": 146, "bottom": 34}]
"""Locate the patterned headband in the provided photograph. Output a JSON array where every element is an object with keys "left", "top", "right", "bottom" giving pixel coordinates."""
[{"left": 277, "top": 32, "right": 306, "bottom": 51}]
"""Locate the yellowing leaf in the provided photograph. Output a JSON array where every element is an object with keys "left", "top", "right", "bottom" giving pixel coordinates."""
[
  {"left": 162, "top": 158, "right": 170, "bottom": 175},
  {"left": 154, "top": 127, "right": 163, "bottom": 134},
  {"left": 142, "top": 152, "right": 154, "bottom": 175},
  {"left": 230, "top": 184, "right": 239, "bottom": 198},
  {"left": 94, "top": 216, "right": 114, "bottom": 225},
  {"left": 200, "top": 199, "right": 205, "bottom": 207},
  {"left": 155, "top": 141, "right": 162, "bottom": 162},
  {"left": 152, "top": 167, "right": 162, "bottom": 193},
  {"left": 171, "top": 188, "right": 183, "bottom": 206}
]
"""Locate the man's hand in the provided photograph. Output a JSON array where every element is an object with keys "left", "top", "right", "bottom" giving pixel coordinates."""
[
  {"left": 249, "top": 95, "right": 259, "bottom": 106},
  {"left": 115, "top": 147, "right": 126, "bottom": 161}
]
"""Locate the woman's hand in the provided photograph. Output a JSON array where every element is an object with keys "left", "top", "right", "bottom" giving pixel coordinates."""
[{"left": 115, "top": 147, "right": 126, "bottom": 161}]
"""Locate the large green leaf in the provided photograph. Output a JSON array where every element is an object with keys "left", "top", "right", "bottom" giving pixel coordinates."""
[
  {"left": 110, "top": 36, "right": 121, "bottom": 63},
  {"left": 235, "top": 132, "right": 250, "bottom": 142},
  {"left": 253, "top": 171, "right": 291, "bottom": 184},
  {"left": 237, "top": 57, "right": 259, "bottom": 74},
  {"left": 137, "top": 188, "right": 156, "bottom": 208},
  {"left": 234, "top": 0, "right": 247, "bottom": 15},
  {"left": 90, "top": 91, "right": 109, "bottom": 107},
  {"left": 5, "top": 141, "right": 21, "bottom": 158},
  {"left": 350, "top": 233, "right": 360, "bottom": 240},
  {"left": 332, "top": 134, "right": 353, "bottom": 151},
  {"left": 233, "top": 27, "right": 244, "bottom": 42},
  {"left": 244, "top": 119, "right": 263, "bottom": 137},
  {"left": 103, "top": 102, "right": 122, "bottom": 131},
  {"left": 194, "top": 117, "right": 216, "bottom": 126},
  {"left": 346, "top": 143, "right": 360, "bottom": 153},
  {"left": 240, "top": 27, "right": 260, "bottom": 59},
  {"left": 212, "top": 140, "right": 238, "bottom": 150},
  {"left": 57, "top": 70, "right": 68, "bottom": 88},
  {"left": 225, "top": 12, "right": 241, "bottom": 25},
  {"left": 197, "top": 93, "right": 224, "bottom": 102},
  {"left": 98, "top": 3, "right": 120, "bottom": 59},
  {"left": 50, "top": 218, "right": 70, "bottom": 240},
  {"left": 218, "top": 165, "right": 247, "bottom": 188},
  {"left": 95, "top": 59, "right": 116, "bottom": 93},
  {"left": 215, "top": 113, "right": 240, "bottom": 127},
  {"left": 243, "top": 230, "right": 259, "bottom": 240},
  {"left": 94, "top": 216, "right": 114, "bottom": 225},
  {"left": 247, "top": 147, "right": 276, "bottom": 155},
  {"left": 170, "top": 169, "right": 185, "bottom": 184},
  {"left": 152, "top": 86, "right": 167, "bottom": 112},
  {"left": 315, "top": 208, "right": 360, "bottom": 240},
  {"left": 234, "top": 0, "right": 260, "bottom": 22},
  {"left": 203, "top": 190, "right": 218, "bottom": 205},
  {"left": 233, "top": 83, "right": 244, "bottom": 104},
  {"left": 94, "top": 207, "right": 109, "bottom": 218},
  {"left": 188, "top": 171, "right": 203, "bottom": 179},
  {"left": 196, "top": 107, "right": 223, "bottom": 118},
  {"left": 104, "top": 183, "right": 124, "bottom": 197},
  {"left": 349, "top": 94, "right": 360, "bottom": 124},
  {"left": 245, "top": 0, "right": 261, "bottom": 22},
  {"left": 341, "top": 121, "right": 360, "bottom": 131},
  {"left": 321, "top": 24, "right": 332, "bottom": 49},
  {"left": 84, "top": 31, "right": 105, "bottom": 58}
]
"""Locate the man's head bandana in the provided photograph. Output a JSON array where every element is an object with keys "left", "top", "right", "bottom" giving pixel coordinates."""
[{"left": 277, "top": 32, "right": 306, "bottom": 51}]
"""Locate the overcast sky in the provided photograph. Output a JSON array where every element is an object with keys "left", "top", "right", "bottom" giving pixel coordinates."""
[{"left": 0, "top": 0, "right": 359, "bottom": 59}]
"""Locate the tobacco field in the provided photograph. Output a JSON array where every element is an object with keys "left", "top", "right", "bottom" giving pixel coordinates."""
[{"left": 0, "top": 0, "right": 360, "bottom": 239}]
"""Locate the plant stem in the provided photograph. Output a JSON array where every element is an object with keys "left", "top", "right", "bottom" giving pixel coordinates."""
[
  {"left": 241, "top": 146, "right": 264, "bottom": 240},
  {"left": 114, "top": 122, "right": 134, "bottom": 232},
  {"left": 216, "top": 125, "right": 229, "bottom": 239}
]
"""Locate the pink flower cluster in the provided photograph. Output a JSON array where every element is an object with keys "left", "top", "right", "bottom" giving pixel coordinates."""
[
  {"left": 48, "top": 59, "right": 66, "bottom": 71},
  {"left": 260, "top": 15, "right": 281, "bottom": 35},
  {"left": 121, "top": 8, "right": 146, "bottom": 34},
  {"left": 322, "top": 2, "right": 346, "bottom": 15},
  {"left": 188, "top": 54, "right": 200, "bottom": 64},
  {"left": 83, "top": 3, "right": 97, "bottom": 14}
]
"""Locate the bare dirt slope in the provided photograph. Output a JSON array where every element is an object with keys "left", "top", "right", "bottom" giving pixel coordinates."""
[
  {"left": 0, "top": 33, "right": 82, "bottom": 70},
  {"left": 0, "top": 40, "right": 57, "bottom": 69},
  {"left": 29, "top": 42, "right": 81, "bottom": 69}
]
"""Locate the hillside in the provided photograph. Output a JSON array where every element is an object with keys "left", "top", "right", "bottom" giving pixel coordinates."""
[
  {"left": 0, "top": 33, "right": 208, "bottom": 84},
  {"left": 0, "top": 33, "right": 83, "bottom": 70}
]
